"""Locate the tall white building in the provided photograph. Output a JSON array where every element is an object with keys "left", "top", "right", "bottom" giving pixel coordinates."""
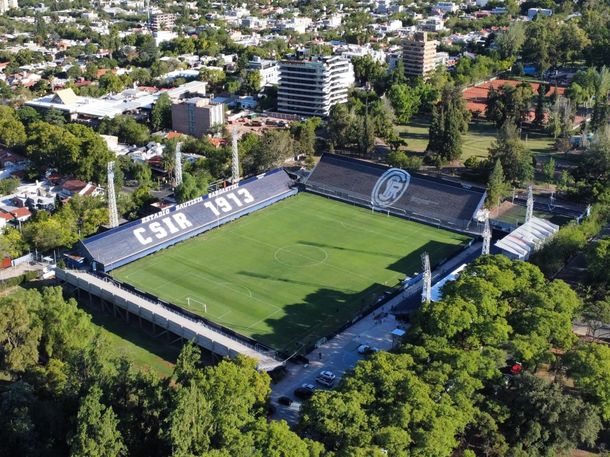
[
  {"left": 278, "top": 56, "right": 354, "bottom": 117},
  {"left": 0, "top": 0, "right": 18, "bottom": 13}
]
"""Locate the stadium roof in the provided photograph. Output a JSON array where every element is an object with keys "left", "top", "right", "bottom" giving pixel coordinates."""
[
  {"left": 430, "top": 263, "right": 467, "bottom": 302},
  {"left": 494, "top": 216, "right": 559, "bottom": 260},
  {"left": 305, "top": 154, "right": 486, "bottom": 230},
  {"left": 79, "top": 169, "right": 295, "bottom": 271}
]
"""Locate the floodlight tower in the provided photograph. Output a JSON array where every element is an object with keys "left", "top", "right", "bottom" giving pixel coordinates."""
[
  {"left": 482, "top": 213, "right": 491, "bottom": 256},
  {"left": 525, "top": 185, "right": 534, "bottom": 223},
  {"left": 107, "top": 162, "right": 119, "bottom": 228},
  {"left": 174, "top": 142, "right": 183, "bottom": 187},
  {"left": 231, "top": 127, "right": 240, "bottom": 184},
  {"left": 421, "top": 252, "right": 431, "bottom": 303}
]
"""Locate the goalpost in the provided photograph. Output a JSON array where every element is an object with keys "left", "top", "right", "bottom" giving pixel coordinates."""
[{"left": 186, "top": 296, "right": 207, "bottom": 313}]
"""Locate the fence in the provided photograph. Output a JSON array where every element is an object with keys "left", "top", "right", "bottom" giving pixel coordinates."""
[
  {"left": 83, "top": 270, "right": 279, "bottom": 360},
  {"left": 11, "top": 253, "right": 33, "bottom": 267}
]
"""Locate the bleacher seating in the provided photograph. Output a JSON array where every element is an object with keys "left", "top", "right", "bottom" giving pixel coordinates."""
[
  {"left": 79, "top": 169, "right": 296, "bottom": 272},
  {"left": 305, "top": 154, "right": 485, "bottom": 230}
]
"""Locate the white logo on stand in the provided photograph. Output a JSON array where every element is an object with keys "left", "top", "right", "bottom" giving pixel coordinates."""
[{"left": 371, "top": 168, "right": 411, "bottom": 208}]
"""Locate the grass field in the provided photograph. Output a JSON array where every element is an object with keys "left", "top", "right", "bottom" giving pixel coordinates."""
[
  {"left": 112, "top": 193, "right": 469, "bottom": 352},
  {"left": 397, "top": 117, "right": 554, "bottom": 161}
]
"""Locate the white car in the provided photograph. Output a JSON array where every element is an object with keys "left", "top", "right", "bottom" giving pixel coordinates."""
[
  {"left": 357, "top": 344, "right": 379, "bottom": 355},
  {"left": 315, "top": 370, "right": 336, "bottom": 387},
  {"left": 302, "top": 383, "right": 316, "bottom": 391}
]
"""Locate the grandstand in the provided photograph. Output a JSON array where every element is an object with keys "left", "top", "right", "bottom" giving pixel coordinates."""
[
  {"left": 78, "top": 169, "right": 296, "bottom": 272},
  {"left": 305, "top": 154, "right": 486, "bottom": 231}
]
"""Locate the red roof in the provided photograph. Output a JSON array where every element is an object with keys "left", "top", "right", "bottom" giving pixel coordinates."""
[
  {"left": 166, "top": 131, "right": 184, "bottom": 140},
  {"left": 208, "top": 137, "right": 227, "bottom": 148},
  {"left": 62, "top": 179, "right": 87, "bottom": 192},
  {"left": 10, "top": 207, "right": 31, "bottom": 218},
  {"left": 0, "top": 213, "right": 13, "bottom": 221}
]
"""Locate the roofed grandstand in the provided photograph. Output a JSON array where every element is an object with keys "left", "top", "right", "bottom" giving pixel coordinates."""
[
  {"left": 305, "top": 154, "right": 486, "bottom": 231},
  {"left": 78, "top": 169, "right": 296, "bottom": 271}
]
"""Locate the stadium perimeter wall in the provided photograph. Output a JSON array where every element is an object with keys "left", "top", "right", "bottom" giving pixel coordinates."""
[{"left": 78, "top": 169, "right": 296, "bottom": 272}]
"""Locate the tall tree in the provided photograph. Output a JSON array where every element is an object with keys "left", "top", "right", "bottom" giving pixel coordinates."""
[
  {"left": 70, "top": 385, "right": 126, "bottom": 457},
  {"left": 427, "top": 84, "right": 470, "bottom": 164},
  {"left": 488, "top": 122, "right": 533, "bottom": 184},
  {"left": 150, "top": 93, "right": 172, "bottom": 132},
  {"left": 486, "top": 159, "right": 509, "bottom": 208}
]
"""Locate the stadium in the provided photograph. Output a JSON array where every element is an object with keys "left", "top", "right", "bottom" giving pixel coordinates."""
[{"left": 68, "top": 154, "right": 486, "bottom": 362}]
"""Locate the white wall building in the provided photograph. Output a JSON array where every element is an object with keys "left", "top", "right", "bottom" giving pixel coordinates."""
[
  {"left": 0, "top": 0, "right": 18, "bottom": 13},
  {"left": 278, "top": 56, "right": 354, "bottom": 117},
  {"left": 248, "top": 56, "right": 279, "bottom": 88}
]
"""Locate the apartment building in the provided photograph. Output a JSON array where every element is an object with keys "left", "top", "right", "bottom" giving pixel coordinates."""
[
  {"left": 248, "top": 56, "right": 280, "bottom": 88},
  {"left": 277, "top": 56, "right": 354, "bottom": 117},
  {"left": 403, "top": 31, "right": 437, "bottom": 78},
  {"left": 151, "top": 13, "right": 175, "bottom": 31},
  {"left": 171, "top": 98, "right": 225, "bottom": 137}
]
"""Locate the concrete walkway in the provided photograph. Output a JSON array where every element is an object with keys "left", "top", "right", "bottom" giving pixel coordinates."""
[
  {"left": 271, "top": 241, "right": 482, "bottom": 425},
  {"left": 58, "top": 269, "right": 282, "bottom": 371}
]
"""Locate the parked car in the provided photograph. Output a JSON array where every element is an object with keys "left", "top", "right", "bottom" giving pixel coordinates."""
[
  {"left": 357, "top": 344, "right": 379, "bottom": 355},
  {"left": 294, "top": 387, "right": 314, "bottom": 399},
  {"left": 315, "top": 370, "right": 336, "bottom": 387},
  {"left": 278, "top": 396, "right": 293, "bottom": 406}
]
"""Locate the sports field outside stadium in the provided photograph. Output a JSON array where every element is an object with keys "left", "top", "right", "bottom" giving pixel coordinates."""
[{"left": 112, "top": 193, "right": 470, "bottom": 352}]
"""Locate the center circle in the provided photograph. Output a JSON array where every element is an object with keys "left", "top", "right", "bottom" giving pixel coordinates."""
[{"left": 274, "top": 245, "right": 328, "bottom": 267}]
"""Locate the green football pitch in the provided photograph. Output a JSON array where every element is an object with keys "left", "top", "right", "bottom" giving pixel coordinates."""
[{"left": 112, "top": 193, "right": 470, "bottom": 352}]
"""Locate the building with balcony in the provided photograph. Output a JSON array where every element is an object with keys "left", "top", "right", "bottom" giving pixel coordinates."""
[
  {"left": 403, "top": 31, "right": 437, "bottom": 78},
  {"left": 277, "top": 56, "right": 354, "bottom": 117},
  {"left": 248, "top": 56, "right": 280, "bottom": 88},
  {"left": 171, "top": 98, "right": 225, "bottom": 138}
]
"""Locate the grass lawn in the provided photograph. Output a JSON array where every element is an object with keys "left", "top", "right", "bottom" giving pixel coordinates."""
[
  {"left": 397, "top": 117, "right": 554, "bottom": 161},
  {"left": 112, "top": 193, "right": 469, "bottom": 352},
  {"left": 89, "top": 309, "right": 180, "bottom": 377}
]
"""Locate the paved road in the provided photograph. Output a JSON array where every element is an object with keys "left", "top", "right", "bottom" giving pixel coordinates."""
[{"left": 270, "top": 241, "right": 482, "bottom": 425}]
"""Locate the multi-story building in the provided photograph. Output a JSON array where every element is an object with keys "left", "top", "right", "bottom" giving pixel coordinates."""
[
  {"left": 403, "top": 32, "right": 437, "bottom": 78},
  {"left": 151, "top": 13, "right": 175, "bottom": 31},
  {"left": 248, "top": 56, "right": 280, "bottom": 89},
  {"left": 171, "top": 98, "right": 225, "bottom": 137},
  {"left": 0, "top": 0, "right": 18, "bottom": 13},
  {"left": 277, "top": 56, "right": 354, "bottom": 117}
]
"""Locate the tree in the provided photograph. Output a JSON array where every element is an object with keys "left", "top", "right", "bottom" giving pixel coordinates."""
[
  {"left": 16, "top": 106, "right": 40, "bottom": 127},
  {"left": 0, "top": 228, "right": 25, "bottom": 259},
  {"left": 388, "top": 83, "right": 421, "bottom": 124},
  {"left": 174, "top": 172, "right": 208, "bottom": 204},
  {"left": 243, "top": 130, "right": 293, "bottom": 175},
  {"left": 44, "top": 107, "right": 66, "bottom": 126},
  {"left": 243, "top": 70, "right": 262, "bottom": 94},
  {"left": 486, "top": 83, "right": 533, "bottom": 128},
  {"left": 486, "top": 159, "right": 509, "bottom": 208},
  {"left": 387, "top": 150, "right": 422, "bottom": 171},
  {"left": 291, "top": 117, "right": 321, "bottom": 159},
  {"left": 488, "top": 122, "right": 533, "bottom": 184},
  {"left": 498, "top": 374, "right": 601, "bottom": 455},
  {"left": 25, "top": 121, "right": 80, "bottom": 173},
  {"left": 352, "top": 55, "right": 387, "bottom": 87},
  {"left": 494, "top": 22, "right": 526, "bottom": 60},
  {"left": 150, "top": 92, "right": 172, "bottom": 132},
  {"left": 327, "top": 103, "right": 354, "bottom": 149},
  {"left": 0, "top": 296, "right": 42, "bottom": 375},
  {"left": 581, "top": 298, "right": 610, "bottom": 338},
  {"left": 534, "top": 83, "right": 546, "bottom": 127},
  {"left": 0, "top": 177, "right": 20, "bottom": 196},
  {"left": 70, "top": 385, "right": 126, "bottom": 457},
  {"left": 0, "top": 106, "right": 26, "bottom": 147},
  {"left": 99, "top": 116, "right": 150, "bottom": 146},
  {"left": 65, "top": 124, "right": 114, "bottom": 183},
  {"left": 543, "top": 157, "right": 555, "bottom": 184},
  {"left": 99, "top": 72, "right": 125, "bottom": 94},
  {"left": 168, "top": 381, "right": 213, "bottom": 457},
  {"left": 426, "top": 85, "right": 470, "bottom": 164},
  {"left": 522, "top": 18, "right": 551, "bottom": 76}
]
